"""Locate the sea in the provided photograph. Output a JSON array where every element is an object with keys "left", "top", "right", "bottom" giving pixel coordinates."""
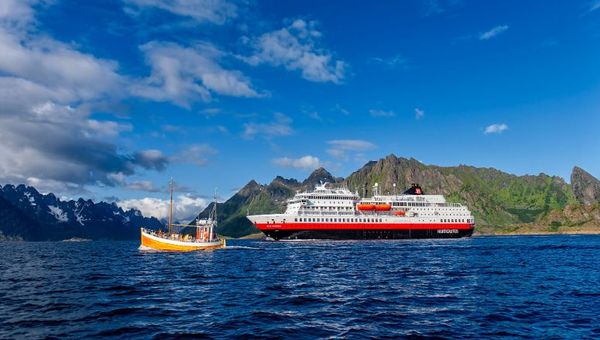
[{"left": 1, "top": 235, "right": 600, "bottom": 339}]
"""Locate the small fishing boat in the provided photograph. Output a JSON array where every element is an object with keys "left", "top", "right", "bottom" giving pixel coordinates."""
[{"left": 140, "top": 181, "right": 225, "bottom": 251}]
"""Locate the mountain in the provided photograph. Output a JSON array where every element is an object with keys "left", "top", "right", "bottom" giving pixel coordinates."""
[
  {"left": 5, "top": 156, "right": 598, "bottom": 240},
  {"left": 194, "top": 168, "right": 340, "bottom": 237},
  {"left": 0, "top": 184, "right": 163, "bottom": 241},
  {"left": 571, "top": 166, "right": 600, "bottom": 205},
  {"left": 344, "top": 155, "right": 576, "bottom": 227},
  {"left": 199, "top": 154, "right": 599, "bottom": 237}
]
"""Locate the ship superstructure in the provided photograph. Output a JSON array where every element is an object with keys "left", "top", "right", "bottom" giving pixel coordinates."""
[{"left": 247, "top": 183, "right": 475, "bottom": 240}]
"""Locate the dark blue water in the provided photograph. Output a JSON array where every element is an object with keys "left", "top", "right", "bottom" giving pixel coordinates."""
[{"left": 2, "top": 235, "right": 600, "bottom": 339}]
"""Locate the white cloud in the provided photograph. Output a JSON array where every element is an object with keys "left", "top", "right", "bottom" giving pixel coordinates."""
[
  {"left": 334, "top": 104, "right": 350, "bottom": 115},
  {"left": 0, "top": 0, "right": 37, "bottom": 29},
  {"left": 127, "top": 181, "right": 161, "bottom": 192},
  {"left": 0, "top": 3, "right": 167, "bottom": 193},
  {"left": 172, "top": 144, "right": 218, "bottom": 166},
  {"left": 369, "top": 55, "right": 408, "bottom": 70},
  {"left": 85, "top": 119, "right": 133, "bottom": 137},
  {"left": 415, "top": 108, "right": 425, "bottom": 119},
  {"left": 479, "top": 25, "right": 509, "bottom": 40},
  {"left": 272, "top": 155, "right": 321, "bottom": 170},
  {"left": 423, "top": 0, "right": 444, "bottom": 16},
  {"left": 124, "top": 0, "right": 237, "bottom": 25},
  {"left": 369, "top": 109, "right": 395, "bottom": 118},
  {"left": 133, "top": 41, "right": 261, "bottom": 107},
  {"left": 0, "top": 29, "right": 123, "bottom": 101},
  {"left": 243, "top": 19, "right": 347, "bottom": 83},
  {"left": 118, "top": 194, "right": 208, "bottom": 222},
  {"left": 308, "top": 111, "right": 322, "bottom": 120},
  {"left": 590, "top": 1, "right": 600, "bottom": 11},
  {"left": 327, "top": 139, "right": 376, "bottom": 160},
  {"left": 243, "top": 113, "right": 293, "bottom": 139},
  {"left": 484, "top": 123, "right": 508, "bottom": 134}
]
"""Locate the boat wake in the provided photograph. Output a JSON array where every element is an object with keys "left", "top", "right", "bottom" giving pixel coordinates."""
[
  {"left": 223, "top": 245, "right": 261, "bottom": 250},
  {"left": 138, "top": 245, "right": 159, "bottom": 252}
]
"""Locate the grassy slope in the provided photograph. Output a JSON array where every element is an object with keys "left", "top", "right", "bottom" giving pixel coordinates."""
[{"left": 212, "top": 156, "right": 597, "bottom": 237}]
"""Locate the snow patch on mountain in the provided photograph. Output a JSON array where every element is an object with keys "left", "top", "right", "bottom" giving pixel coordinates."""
[
  {"left": 48, "top": 205, "right": 69, "bottom": 222},
  {"left": 24, "top": 191, "right": 36, "bottom": 206}
]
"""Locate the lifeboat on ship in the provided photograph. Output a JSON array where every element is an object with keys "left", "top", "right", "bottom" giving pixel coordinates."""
[
  {"left": 357, "top": 203, "right": 376, "bottom": 211},
  {"left": 394, "top": 210, "right": 406, "bottom": 216},
  {"left": 374, "top": 204, "right": 392, "bottom": 211}
]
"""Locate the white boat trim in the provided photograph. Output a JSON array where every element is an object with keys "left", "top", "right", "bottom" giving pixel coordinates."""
[{"left": 141, "top": 229, "right": 222, "bottom": 247}]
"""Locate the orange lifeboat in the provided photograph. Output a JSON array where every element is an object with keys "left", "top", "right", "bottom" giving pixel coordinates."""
[
  {"left": 394, "top": 210, "right": 406, "bottom": 216},
  {"left": 374, "top": 204, "right": 392, "bottom": 211},
  {"left": 357, "top": 203, "right": 376, "bottom": 211}
]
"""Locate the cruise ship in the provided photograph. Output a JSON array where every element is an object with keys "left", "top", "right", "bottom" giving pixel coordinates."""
[{"left": 246, "top": 183, "right": 475, "bottom": 240}]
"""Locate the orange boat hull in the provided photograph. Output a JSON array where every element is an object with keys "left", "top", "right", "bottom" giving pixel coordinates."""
[{"left": 140, "top": 229, "right": 225, "bottom": 252}]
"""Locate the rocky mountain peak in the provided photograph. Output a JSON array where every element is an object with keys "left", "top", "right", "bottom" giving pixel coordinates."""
[
  {"left": 571, "top": 166, "right": 600, "bottom": 205},
  {"left": 302, "top": 167, "right": 336, "bottom": 188},
  {"left": 271, "top": 176, "right": 300, "bottom": 187},
  {"left": 238, "top": 180, "right": 262, "bottom": 197}
]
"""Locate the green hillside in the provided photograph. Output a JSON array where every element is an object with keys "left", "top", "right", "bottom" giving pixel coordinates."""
[{"left": 195, "top": 154, "right": 599, "bottom": 237}]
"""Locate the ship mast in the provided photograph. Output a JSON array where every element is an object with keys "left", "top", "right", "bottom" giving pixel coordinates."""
[{"left": 168, "top": 179, "right": 173, "bottom": 235}]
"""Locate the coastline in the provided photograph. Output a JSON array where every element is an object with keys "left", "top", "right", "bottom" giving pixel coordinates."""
[{"left": 475, "top": 226, "right": 600, "bottom": 237}]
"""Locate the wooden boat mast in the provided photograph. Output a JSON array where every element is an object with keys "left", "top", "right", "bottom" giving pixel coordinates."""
[{"left": 168, "top": 178, "right": 173, "bottom": 235}]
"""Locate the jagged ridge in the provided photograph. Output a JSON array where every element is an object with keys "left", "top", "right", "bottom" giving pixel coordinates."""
[
  {"left": 0, "top": 184, "right": 163, "bottom": 241},
  {"left": 198, "top": 155, "right": 599, "bottom": 237}
]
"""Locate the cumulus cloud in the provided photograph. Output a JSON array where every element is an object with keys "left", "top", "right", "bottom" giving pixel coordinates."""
[
  {"left": 243, "top": 113, "right": 293, "bottom": 139},
  {"left": 243, "top": 19, "right": 347, "bottom": 83},
  {"left": 327, "top": 139, "right": 376, "bottom": 160},
  {"left": 127, "top": 181, "right": 161, "bottom": 192},
  {"left": 0, "top": 2, "right": 168, "bottom": 193},
  {"left": 133, "top": 150, "right": 169, "bottom": 170},
  {"left": 415, "top": 108, "right": 425, "bottom": 119},
  {"left": 272, "top": 155, "right": 321, "bottom": 170},
  {"left": 0, "top": 40, "right": 122, "bottom": 105},
  {"left": 0, "top": 0, "right": 39, "bottom": 30},
  {"left": 117, "top": 194, "right": 208, "bottom": 221},
  {"left": 484, "top": 123, "right": 508, "bottom": 134},
  {"left": 369, "top": 109, "right": 396, "bottom": 117},
  {"left": 132, "top": 41, "right": 261, "bottom": 107},
  {"left": 479, "top": 25, "right": 509, "bottom": 40},
  {"left": 123, "top": 0, "right": 238, "bottom": 25},
  {"left": 172, "top": 144, "right": 218, "bottom": 166}
]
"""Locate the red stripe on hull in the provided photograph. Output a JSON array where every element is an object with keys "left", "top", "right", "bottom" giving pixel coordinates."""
[{"left": 255, "top": 222, "right": 474, "bottom": 231}]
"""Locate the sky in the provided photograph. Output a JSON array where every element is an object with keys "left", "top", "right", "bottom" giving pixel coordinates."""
[{"left": 0, "top": 0, "right": 599, "bottom": 219}]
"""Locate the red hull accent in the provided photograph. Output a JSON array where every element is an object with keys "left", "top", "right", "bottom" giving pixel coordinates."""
[{"left": 256, "top": 222, "right": 474, "bottom": 231}]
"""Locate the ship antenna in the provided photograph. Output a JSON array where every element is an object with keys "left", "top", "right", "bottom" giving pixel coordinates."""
[
  {"left": 210, "top": 188, "right": 218, "bottom": 241},
  {"left": 213, "top": 188, "right": 218, "bottom": 225}
]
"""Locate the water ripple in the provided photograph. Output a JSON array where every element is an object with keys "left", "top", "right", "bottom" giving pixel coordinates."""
[{"left": 1, "top": 236, "right": 600, "bottom": 338}]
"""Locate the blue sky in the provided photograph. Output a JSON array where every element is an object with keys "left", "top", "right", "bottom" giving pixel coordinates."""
[{"left": 0, "top": 0, "right": 599, "bottom": 218}]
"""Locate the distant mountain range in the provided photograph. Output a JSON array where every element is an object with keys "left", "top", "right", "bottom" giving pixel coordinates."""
[
  {"left": 0, "top": 184, "right": 163, "bottom": 241},
  {"left": 2, "top": 154, "right": 599, "bottom": 241},
  {"left": 196, "top": 154, "right": 600, "bottom": 237}
]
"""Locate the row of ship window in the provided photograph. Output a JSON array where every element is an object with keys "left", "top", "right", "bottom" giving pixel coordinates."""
[
  {"left": 303, "top": 206, "right": 352, "bottom": 210},
  {"left": 392, "top": 202, "right": 461, "bottom": 207},
  {"left": 295, "top": 217, "right": 384, "bottom": 223},
  {"left": 301, "top": 196, "right": 354, "bottom": 200},
  {"left": 442, "top": 219, "right": 472, "bottom": 223}
]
